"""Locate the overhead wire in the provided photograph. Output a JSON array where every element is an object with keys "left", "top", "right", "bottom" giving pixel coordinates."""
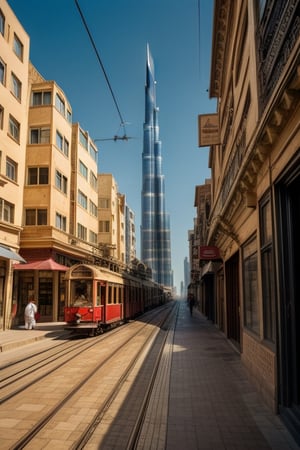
[
  {"left": 197, "top": 0, "right": 204, "bottom": 90},
  {"left": 74, "top": 0, "right": 127, "bottom": 135}
]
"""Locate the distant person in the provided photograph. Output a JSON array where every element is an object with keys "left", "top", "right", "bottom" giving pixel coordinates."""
[
  {"left": 24, "top": 297, "right": 38, "bottom": 330},
  {"left": 187, "top": 293, "right": 195, "bottom": 316}
]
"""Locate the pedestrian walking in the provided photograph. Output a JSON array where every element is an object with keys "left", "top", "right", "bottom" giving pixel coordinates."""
[
  {"left": 24, "top": 296, "right": 38, "bottom": 330},
  {"left": 187, "top": 293, "right": 195, "bottom": 316}
]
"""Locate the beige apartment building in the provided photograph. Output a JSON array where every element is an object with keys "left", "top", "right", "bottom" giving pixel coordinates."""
[
  {"left": 13, "top": 66, "right": 100, "bottom": 322},
  {"left": 125, "top": 204, "right": 136, "bottom": 265},
  {"left": 197, "top": 0, "right": 300, "bottom": 440},
  {"left": 70, "top": 123, "right": 99, "bottom": 251},
  {"left": 0, "top": 1, "right": 29, "bottom": 329},
  {"left": 1, "top": 0, "right": 135, "bottom": 329},
  {"left": 98, "top": 174, "right": 126, "bottom": 264}
]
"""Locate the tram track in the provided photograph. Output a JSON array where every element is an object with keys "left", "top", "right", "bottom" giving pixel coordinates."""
[
  {"left": 1, "top": 306, "right": 169, "bottom": 404},
  {"left": 126, "top": 303, "right": 178, "bottom": 449},
  {"left": 1, "top": 339, "right": 95, "bottom": 386},
  {"left": 71, "top": 300, "right": 179, "bottom": 449},
  {"left": 2, "top": 302, "right": 175, "bottom": 450},
  {"left": 0, "top": 328, "right": 123, "bottom": 403},
  {"left": 1, "top": 337, "right": 72, "bottom": 370}
]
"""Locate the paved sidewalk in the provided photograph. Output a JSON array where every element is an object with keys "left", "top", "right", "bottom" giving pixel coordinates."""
[
  {"left": 165, "top": 300, "right": 300, "bottom": 450},
  {"left": 0, "top": 322, "right": 68, "bottom": 352}
]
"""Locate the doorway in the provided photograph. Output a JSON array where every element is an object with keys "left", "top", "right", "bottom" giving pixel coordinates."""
[
  {"left": 38, "top": 273, "right": 53, "bottom": 320},
  {"left": 276, "top": 162, "right": 300, "bottom": 442},
  {"left": 225, "top": 252, "right": 240, "bottom": 349}
]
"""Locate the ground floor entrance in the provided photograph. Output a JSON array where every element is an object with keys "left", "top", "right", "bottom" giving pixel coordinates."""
[
  {"left": 276, "top": 153, "right": 300, "bottom": 442},
  {"left": 225, "top": 252, "right": 240, "bottom": 350},
  {"left": 13, "top": 265, "right": 66, "bottom": 325}
]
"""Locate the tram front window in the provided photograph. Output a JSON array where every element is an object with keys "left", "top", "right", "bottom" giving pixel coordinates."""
[{"left": 71, "top": 280, "right": 92, "bottom": 306}]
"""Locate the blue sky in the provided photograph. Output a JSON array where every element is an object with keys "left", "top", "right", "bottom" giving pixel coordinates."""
[{"left": 8, "top": 0, "right": 216, "bottom": 292}]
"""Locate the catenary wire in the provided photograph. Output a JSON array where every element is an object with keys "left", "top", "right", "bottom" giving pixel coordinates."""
[
  {"left": 74, "top": 0, "right": 127, "bottom": 134},
  {"left": 198, "top": 0, "right": 201, "bottom": 85}
]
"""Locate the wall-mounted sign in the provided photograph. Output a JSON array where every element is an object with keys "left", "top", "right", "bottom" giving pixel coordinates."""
[
  {"left": 199, "top": 246, "right": 221, "bottom": 260},
  {"left": 198, "top": 113, "right": 220, "bottom": 147}
]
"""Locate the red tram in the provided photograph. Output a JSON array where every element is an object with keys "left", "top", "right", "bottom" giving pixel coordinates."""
[{"left": 64, "top": 262, "right": 168, "bottom": 335}]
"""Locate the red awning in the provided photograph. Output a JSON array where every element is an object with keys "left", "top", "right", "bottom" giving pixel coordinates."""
[{"left": 13, "top": 258, "right": 69, "bottom": 271}]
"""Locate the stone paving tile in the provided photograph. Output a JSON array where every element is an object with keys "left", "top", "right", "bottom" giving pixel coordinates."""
[{"left": 165, "top": 301, "right": 300, "bottom": 450}]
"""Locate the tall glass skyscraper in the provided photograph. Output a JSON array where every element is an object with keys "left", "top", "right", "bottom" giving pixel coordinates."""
[{"left": 141, "top": 44, "right": 173, "bottom": 288}]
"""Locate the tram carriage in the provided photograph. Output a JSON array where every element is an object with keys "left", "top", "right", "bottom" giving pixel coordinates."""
[{"left": 64, "top": 262, "right": 167, "bottom": 335}]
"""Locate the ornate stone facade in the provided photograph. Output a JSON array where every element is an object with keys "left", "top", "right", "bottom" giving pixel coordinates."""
[{"left": 205, "top": 0, "right": 300, "bottom": 440}]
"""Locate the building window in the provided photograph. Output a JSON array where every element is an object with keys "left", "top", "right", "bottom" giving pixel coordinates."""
[
  {"left": 259, "top": 0, "right": 267, "bottom": 19},
  {"left": 9, "top": 115, "right": 20, "bottom": 142},
  {"left": 28, "top": 167, "right": 48, "bottom": 185},
  {"left": 55, "top": 170, "right": 67, "bottom": 194},
  {"left": 77, "top": 223, "right": 87, "bottom": 240},
  {"left": 31, "top": 91, "right": 51, "bottom": 106},
  {"left": 56, "top": 131, "right": 69, "bottom": 156},
  {"left": 79, "top": 160, "right": 88, "bottom": 179},
  {"left": 56, "top": 130, "right": 63, "bottom": 150},
  {"left": 243, "top": 235, "right": 259, "bottom": 334},
  {"left": 0, "top": 9, "right": 5, "bottom": 36},
  {"left": 25, "top": 208, "right": 47, "bottom": 225},
  {"left": 260, "top": 193, "right": 276, "bottom": 343},
  {"left": 56, "top": 212, "right": 66, "bottom": 231},
  {"left": 55, "top": 93, "right": 65, "bottom": 116},
  {"left": 30, "top": 127, "right": 50, "bottom": 144},
  {"left": 11, "top": 73, "right": 21, "bottom": 100},
  {"left": 79, "top": 129, "right": 88, "bottom": 150},
  {"left": 90, "top": 171, "right": 97, "bottom": 190},
  {"left": 0, "top": 198, "right": 14, "bottom": 223},
  {"left": 0, "top": 105, "right": 3, "bottom": 129},
  {"left": 89, "top": 230, "right": 97, "bottom": 244},
  {"left": 6, "top": 157, "right": 17, "bottom": 182},
  {"left": 78, "top": 190, "right": 87, "bottom": 209},
  {"left": 25, "top": 209, "right": 35, "bottom": 225},
  {"left": 64, "top": 138, "right": 69, "bottom": 157},
  {"left": 0, "top": 58, "right": 6, "bottom": 85},
  {"left": 13, "top": 33, "right": 23, "bottom": 61},
  {"left": 67, "top": 110, "right": 72, "bottom": 123},
  {"left": 99, "top": 220, "right": 110, "bottom": 232},
  {"left": 234, "top": 16, "right": 248, "bottom": 86},
  {"left": 37, "top": 209, "right": 47, "bottom": 225},
  {"left": 99, "top": 198, "right": 110, "bottom": 208},
  {"left": 89, "top": 200, "right": 97, "bottom": 217},
  {"left": 89, "top": 143, "right": 97, "bottom": 162}
]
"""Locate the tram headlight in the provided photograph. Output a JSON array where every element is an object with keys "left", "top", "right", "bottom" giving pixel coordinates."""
[
  {"left": 88, "top": 308, "right": 93, "bottom": 313},
  {"left": 75, "top": 312, "right": 81, "bottom": 324}
]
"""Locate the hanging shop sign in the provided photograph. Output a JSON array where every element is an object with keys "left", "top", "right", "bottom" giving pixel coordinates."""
[
  {"left": 199, "top": 246, "right": 221, "bottom": 260},
  {"left": 198, "top": 113, "right": 220, "bottom": 147}
]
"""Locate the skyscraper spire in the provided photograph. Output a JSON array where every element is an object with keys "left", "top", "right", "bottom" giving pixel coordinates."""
[{"left": 141, "top": 44, "right": 173, "bottom": 288}]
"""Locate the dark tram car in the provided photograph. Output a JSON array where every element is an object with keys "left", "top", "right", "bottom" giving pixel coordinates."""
[{"left": 64, "top": 262, "right": 167, "bottom": 336}]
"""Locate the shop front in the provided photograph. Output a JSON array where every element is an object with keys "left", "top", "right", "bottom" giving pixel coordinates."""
[
  {"left": 13, "top": 258, "right": 68, "bottom": 324},
  {"left": 0, "top": 245, "right": 26, "bottom": 331}
]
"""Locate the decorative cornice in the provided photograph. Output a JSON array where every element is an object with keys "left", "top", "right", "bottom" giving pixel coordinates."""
[
  {"left": 210, "top": 215, "right": 239, "bottom": 245},
  {"left": 258, "top": 0, "right": 300, "bottom": 110},
  {"left": 208, "top": 63, "right": 300, "bottom": 245},
  {"left": 210, "top": 0, "right": 231, "bottom": 98}
]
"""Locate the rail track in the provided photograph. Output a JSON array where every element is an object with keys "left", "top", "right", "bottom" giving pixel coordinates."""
[
  {"left": 1, "top": 301, "right": 178, "bottom": 449},
  {"left": 73, "top": 300, "right": 179, "bottom": 450},
  {"left": 0, "top": 329, "right": 122, "bottom": 403}
]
